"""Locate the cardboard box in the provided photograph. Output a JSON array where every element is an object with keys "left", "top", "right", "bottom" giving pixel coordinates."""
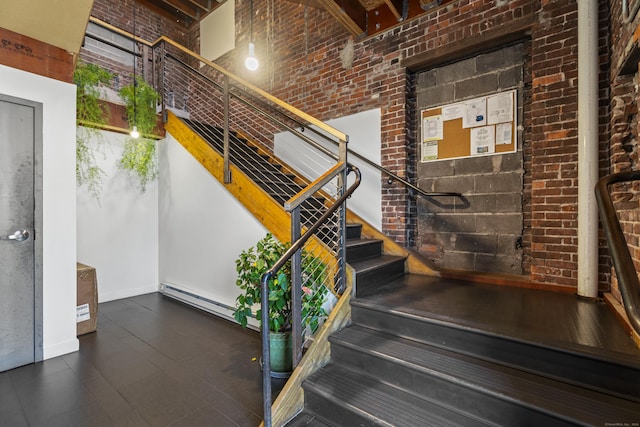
[{"left": 77, "top": 263, "right": 98, "bottom": 336}]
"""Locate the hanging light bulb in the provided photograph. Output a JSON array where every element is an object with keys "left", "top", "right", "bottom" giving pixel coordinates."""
[
  {"left": 130, "top": 125, "right": 140, "bottom": 139},
  {"left": 245, "top": 0, "right": 258, "bottom": 71},
  {"left": 245, "top": 42, "right": 259, "bottom": 71}
]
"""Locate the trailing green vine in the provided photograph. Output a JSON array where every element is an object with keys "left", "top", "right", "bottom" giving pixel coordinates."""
[
  {"left": 74, "top": 61, "right": 114, "bottom": 200},
  {"left": 118, "top": 76, "right": 161, "bottom": 193}
]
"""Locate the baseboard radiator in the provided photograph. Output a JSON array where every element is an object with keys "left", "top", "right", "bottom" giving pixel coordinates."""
[{"left": 160, "top": 282, "right": 259, "bottom": 331}]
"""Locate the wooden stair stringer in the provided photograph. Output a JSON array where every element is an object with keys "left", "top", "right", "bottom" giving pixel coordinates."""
[
  {"left": 264, "top": 274, "right": 354, "bottom": 427},
  {"left": 166, "top": 112, "right": 339, "bottom": 280},
  {"left": 166, "top": 111, "right": 291, "bottom": 243}
]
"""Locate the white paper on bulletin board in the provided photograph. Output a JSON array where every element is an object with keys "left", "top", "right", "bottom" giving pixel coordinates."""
[
  {"left": 487, "top": 90, "right": 514, "bottom": 125},
  {"left": 462, "top": 97, "right": 487, "bottom": 128},
  {"left": 421, "top": 140, "right": 438, "bottom": 162},
  {"left": 496, "top": 122, "right": 513, "bottom": 145},
  {"left": 470, "top": 126, "right": 495, "bottom": 155},
  {"left": 441, "top": 103, "right": 464, "bottom": 121},
  {"left": 422, "top": 115, "right": 443, "bottom": 141}
]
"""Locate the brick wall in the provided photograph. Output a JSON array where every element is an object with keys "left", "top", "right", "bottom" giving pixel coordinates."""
[
  {"left": 0, "top": 27, "right": 74, "bottom": 82},
  {"left": 77, "top": 0, "right": 614, "bottom": 290},
  {"left": 80, "top": 0, "right": 190, "bottom": 92},
  {"left": 526, "top": 0, "right": 581, "bottom": 287},
  {"left": 219, "top": 0, "right": 606, "bottom": 289},
  {"left": 204, "top": 0, "right": 612, "bottom": 289},
  {"left": 608, "top": 0, "right": 640, "bottom": 302}
]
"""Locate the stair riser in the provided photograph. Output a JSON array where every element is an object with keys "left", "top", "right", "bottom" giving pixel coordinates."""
[
  {"left": 330, "top": 342, "right": 579, "bottom": 427},
  {"left": 351, "top": 304, "right": 640, "bottom": 400},
  {"left": 254, "top": 181, "right": 302, "bottom": 198},
  {"left": 252, "top": 177, "right": 303, "bottom": 187},
  {"left": 355, "top": 261, "right": 405, "bottom": 297},
  {"left": 303, "top": 391, "right": 387, "bottom": 427},
  {"left": 302, "top": 375, "right": 477, "bottom": 427},
  {"left": 346, "top": 241, "right": 383, "bottom": 263},
  {"left": 346, "top": 224, "right": 362, "bottom": 239}
]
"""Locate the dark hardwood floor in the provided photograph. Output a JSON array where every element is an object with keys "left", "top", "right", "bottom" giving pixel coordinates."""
[{"left": 0, "top": 292, "right": 284, "bottom": 426}]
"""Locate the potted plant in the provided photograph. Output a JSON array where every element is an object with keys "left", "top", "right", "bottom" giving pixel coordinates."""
[
  {"left": 73, "top": 61, "right": 115, "bottom": 200},
  {"left": 118, "top": 76, "right": 161, "bottom": 192},
  {"left": 233, "top": 233, "right": 328, "bottom": 374}
]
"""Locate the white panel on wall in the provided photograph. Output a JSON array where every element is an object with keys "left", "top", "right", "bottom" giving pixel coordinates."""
[
  {"left": 76, "top": 130, "right": 159, "bottom": 302},
  {"left": 274, "top": 109, "right": 382, "bottom": 229},
  {"left": 158, "top": 133, "right": 267, "bottom": 320},
  {"left": 200, "top": 0, "right": 235, "bottom": 62},
  {"left": 0, "top": 64, "right": 78, "bottom": 359}
]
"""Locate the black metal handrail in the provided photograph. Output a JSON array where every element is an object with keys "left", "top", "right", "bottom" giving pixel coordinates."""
[
  {"left": 259, "top": 165, "right": 361, "bottom": 427},
  {"left": 594, "top": 170, "right": 640, "bottom": 335},
  {"left": 229, "top": 85, "right": 461, "bottom": 199}
]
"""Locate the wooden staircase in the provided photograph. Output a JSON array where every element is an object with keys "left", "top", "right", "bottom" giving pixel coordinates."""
[{"left": 166, "top": 113, "right": 640, "bottom": 426}]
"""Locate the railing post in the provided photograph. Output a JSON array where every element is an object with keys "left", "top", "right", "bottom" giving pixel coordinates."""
[
  {"left": 156, "top": 41, "right": 166, "bottom": 121},
  {"left": 261, "top": 273, "right": 272, "bottom": 427},
  {"left": 337, "top": 137, "right": 348, "bottom": 294},
  {"left": 223, "top": 75, "right": 231, "bottom": 184},
  {"left": 291, "top": 207, "right": 303, "bottom": 368}
]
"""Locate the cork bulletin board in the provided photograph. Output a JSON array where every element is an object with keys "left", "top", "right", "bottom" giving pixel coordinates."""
[{"left": 420, "top": 89, "right": 517, "bottom": 162}]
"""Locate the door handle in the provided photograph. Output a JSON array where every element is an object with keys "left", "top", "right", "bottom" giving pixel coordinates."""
[{"left": 0, "top": 230, "right": 30, "bottom": 242}]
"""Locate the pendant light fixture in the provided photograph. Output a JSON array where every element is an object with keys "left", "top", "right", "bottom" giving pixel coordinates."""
[
  {"left": 245, "top": 0, "right": 259, "bottom": 71},
  {"left": 130, "top": 0, "right": 140, "bottom": 138}
]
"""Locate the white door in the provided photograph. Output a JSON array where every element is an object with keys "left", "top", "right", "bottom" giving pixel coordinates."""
[{"left": 0, "top": 96, "right": 38, "bottom": 372}]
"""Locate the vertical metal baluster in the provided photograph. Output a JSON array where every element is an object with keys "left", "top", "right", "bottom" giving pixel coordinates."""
[
  {"left": 223, "top": 75, "right": 231, "bottom": 183},
  {"left": 291, "top": 207, "right": 303, "bottom": 368},
  {"left": 261, "top": 270, "right": 272, "bottom": 427},
  {"left": 337, "top": 138, "right": 348, "bottom": 294}
]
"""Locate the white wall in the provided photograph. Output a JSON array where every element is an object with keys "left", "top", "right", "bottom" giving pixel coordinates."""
[
  {"left": 158, "top": 134, "right": 267, "bottom": 320},
  {"left": 274, "top": 109, "right": 382, "bottom": 229},
  {"left": 200, "top": 0, "right": 235, "bottom": 62},
  {"left": 0, "top": 64, "right": 78, "bottom": 359},
  {"left": 76, "top": 130, "right": 159, "bottom": 302}
]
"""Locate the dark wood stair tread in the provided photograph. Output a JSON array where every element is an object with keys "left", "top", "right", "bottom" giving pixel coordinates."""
[
  {"left": 304, "top": 364, "right": 489, "bottom": 427},
  {"left": 328, "top": 325, "right": 640, "bottom": 424},
  {"left": 354, "top": 275, "right": 640, "bottom": 359}
]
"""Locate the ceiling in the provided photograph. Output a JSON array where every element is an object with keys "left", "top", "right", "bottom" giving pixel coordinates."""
[
  {"left": 0, "top": 0, "right": 453, "bottom": 56},
  {"left": 0, "top": 0, "right": 94, "bottom": 53},
  {"left": 137, "top": 0, "right": 225, "bottom": 26},
  {"left": 143, "top": 0, "right": 456, "bottom": 37}
]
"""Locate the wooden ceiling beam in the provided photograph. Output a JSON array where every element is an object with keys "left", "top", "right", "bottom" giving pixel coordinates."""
[
  {"left": 137, "top": 0, "right": 193, "bottom": 25},
  {"left": 188, "top": 0, "right": 211, "bottom": 12},
  {"left": 163, "top": 0, "right": 200, "bottom": 20},
  {"left": 283, "top": 0, "right": 326, "bottom": 9},
  {"left": 316, "top": 0, "right": 367, "bottom": 37},
  {"left": 383, "top": 0, "right": 404, "bottom": 20}
]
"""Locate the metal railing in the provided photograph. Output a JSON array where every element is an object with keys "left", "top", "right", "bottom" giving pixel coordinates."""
[
  {"left": 261, "top": 164, "right": 361, "bottom": 427},
  {"left": 162, "top": 50, "right": 459, "bottom": 200},
  {"left": 87, "top": 16, "right": 460, "bottom": 199},
  {"left": 595, "top": 171, "right": 640, "bottom": 336}
]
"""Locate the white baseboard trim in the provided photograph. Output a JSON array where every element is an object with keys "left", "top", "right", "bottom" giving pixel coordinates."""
[
  {"left": 99, "top": 284, "right": 160, "bottom": 303},
  {"left": 44, "top": 338, "right": 79, "bottom": 360}
]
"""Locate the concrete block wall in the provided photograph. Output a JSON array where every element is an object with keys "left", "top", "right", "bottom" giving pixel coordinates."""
[{"left": 415, "top": 44, "right": 525, "bottom": 274}]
